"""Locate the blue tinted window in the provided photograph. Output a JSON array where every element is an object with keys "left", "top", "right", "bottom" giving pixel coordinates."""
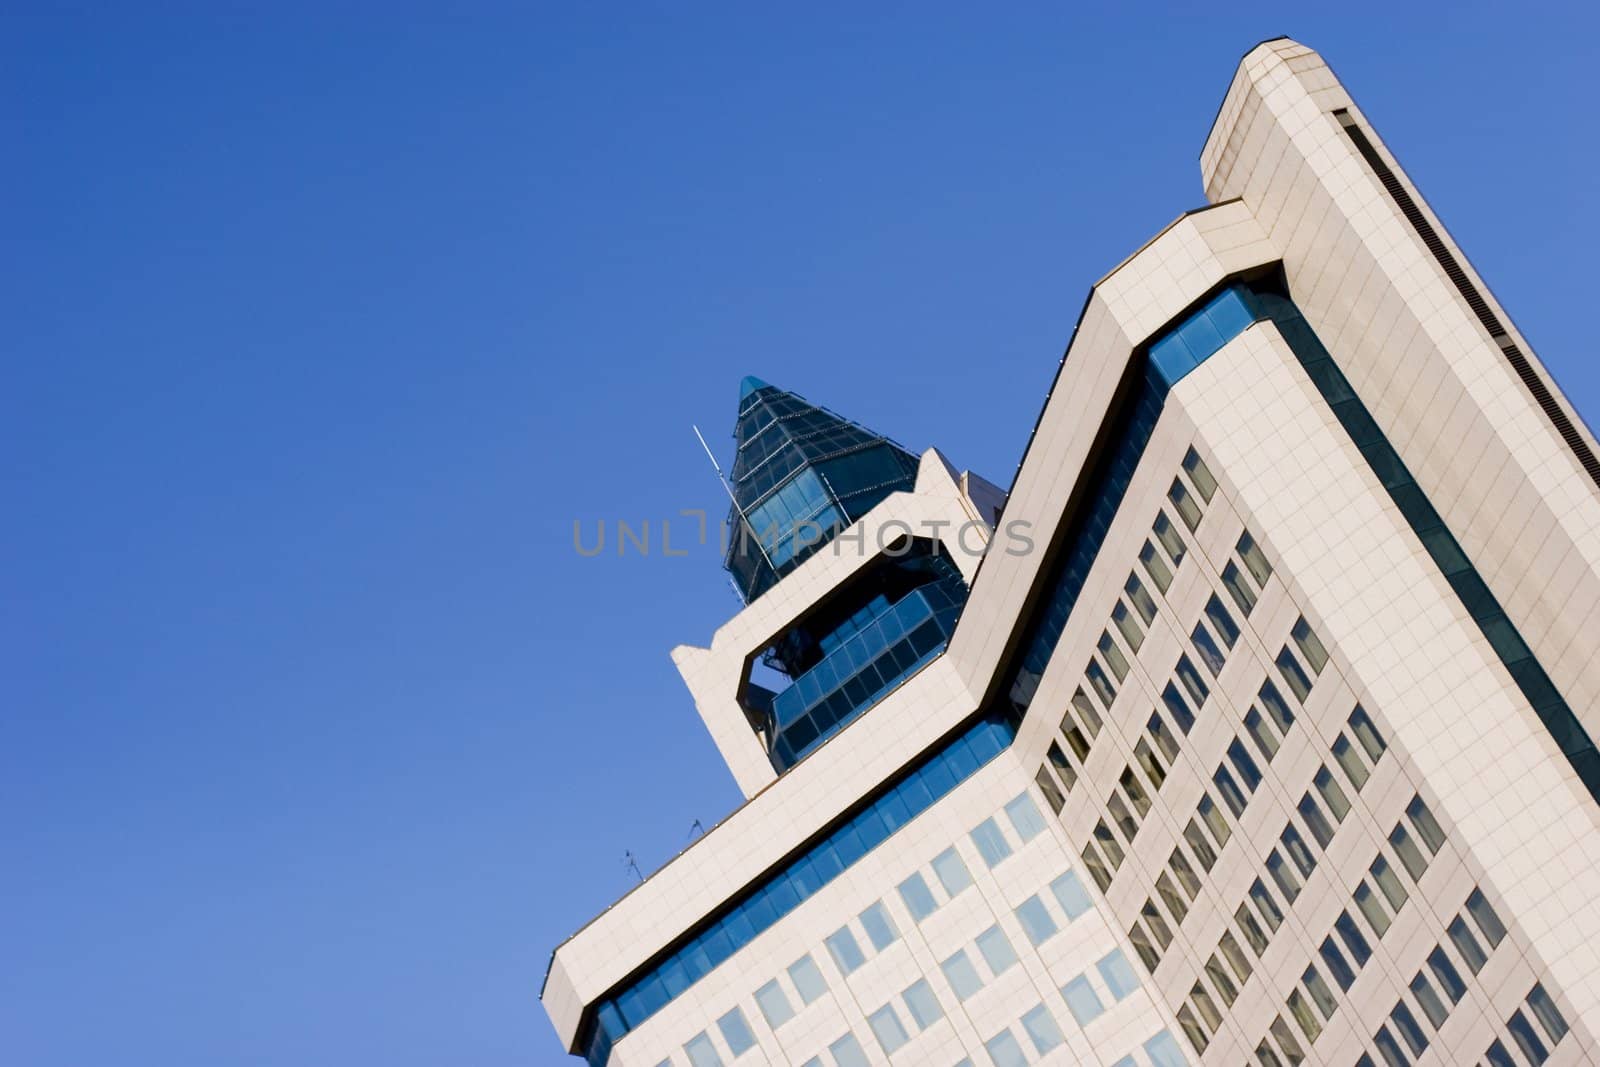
[
  {"left": 975, "top": 925, "right": 1018, "bottom": 976},
  {"left": 940, "top": 950, "right": 984, "bottom": 1001},
  {"left": 970, "top": 818, "right": 1013, "bottom": 867},
  {"left": 983, "top": 1029, "right": 1028, "bottom": 1067},
  {"left": 824, "top": 927, "right": 866, "bottom": 975},
  {"left": 897, "top": 872, "right": 937, "bottom": 922},
  {"left": 859, "top": 901, "right": 899, "bottom": 951},
  {"left": 1015, "top": 895, "right": 1058, "bottom": 946},
  {"left": 866, "top": 1005, "right": 908, "bottom": 1054},
  {"left": 827, "top": 1032, "right": 869, "bottom": 1067},
  {"left": 788, "top": 955, "right": 827, "bottom": 1004},
  {"left": 754, "top": 980, "right": 793, "bottom": 1029},
  {"left": 1020, "top": 1005, "right": 1064, "bottom": 1054},
  {"left": 717, "top": 1008, "right": 756, "bottom": 1057},
  {"left": 1050, "top": 869, "right": 1093, "bottom": 920},
  {"left": 1004, "top": 792, "right": 1048, "bottom": 842},
  {"left": 683, "top": 1032, "right": 724, "bottom": 1067},
  {"left": 1098, "top": 948, "right": 1139, "bottom": 1000},
  {"left": 1061, "top": 975, "right": 1105, "bottom": 1024},
  {"left": 902, "top": 978, "right": 942, "bottom": 1030},
  {"left": 931, "top": 847, "right": 972, "bottom": 896}
]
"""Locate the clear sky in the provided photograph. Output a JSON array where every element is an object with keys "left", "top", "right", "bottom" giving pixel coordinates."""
[{"left": 4, "top": 3, "right": 1597, "bottom": 1065}]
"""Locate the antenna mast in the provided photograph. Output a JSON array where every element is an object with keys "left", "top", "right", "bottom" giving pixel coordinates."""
[{"left": 693, "top": 425, "right": 777, "bottom": 574}]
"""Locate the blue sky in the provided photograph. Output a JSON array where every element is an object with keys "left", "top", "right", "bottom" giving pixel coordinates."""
[{"left": 4, "top": 4, "right": 1596, "bottom": 1065}]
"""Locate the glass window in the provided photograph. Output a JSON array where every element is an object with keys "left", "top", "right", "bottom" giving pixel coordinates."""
[
  {"left": 1149, "top": 711, "right": 1183, "bottom": 761},
  {"left": 897, "top": 872, "right": 937, "bottom": 922},
  {"left": 1004, "top": 792, "right": 1048, "bottom": 843},
  {"left": 1108, "top": 792, "right": 1139, "bottom": 842},
  {"left": 975, "top": 924, "right": 1017, "bottom": 976},
  {"left": 1236, "top": 902, "right": 1269, "bottom": 955},
  {"left": 1355, "top": 881, "right": 1392, "bottom": 938},
  {"left": 859, "top": 901, "right": 899, "bottom": 951},
  {"left": 1140, "top": 541, "right": 1173, "bottom": 593},
  {"left": 1465, "top": 888, "right": 1506, "bottom": 947},
  {"left": 1035, "top": 763, "right": 1065, "bottom": 814},
  {"left": 788, "top": 955, "right": 828, "bottom": 1004},
  {"left": 1390, "top": 1002, "right": 1428, "bottom": 1057},
  {"left": 827, "top": 1032, "right": 870, "bottom": 1067},
  {"left": 1144, "top": 1029, "right": 1188, "bottom": 1067},
  {"left": 1015, "top": 895, "right": 1058, "bottom": 946},
  {"left": 1069, "top": 687, "right": 1103, "bottom": 736},
  {"left": 1190, "top": 981, "right": 1223, "bottom": 1032},
  {"left": 1244, "top": 708, "right": 1281, "bottom": 762},
  {"left": 1128, "top": 920, "right": 1161, "bottom": 974},
  {"left": 1175, "top": 654, "right": 1209, "bottom": 706},
  {"left": 1333, "top": 734, "right": 1371, "bottom": 790},
  {"left": 1182, "top": 447, "right": 1218, "bottom": 501},
  {"left": 1170, "top": 847, "right": 1202, "bottom": 899},
  {"left": 683, "top": 1031, "right": 724, "bottom": 1067},
  {"left": 1302, "top": 963, "right": 1337, "bottom": 1020},
  {"left": 1268, "top": 1016, "right": 1304, "bottom": 1066},
  {"left": 1237, "top": 530, "right": 1272, "bottom": 584},
  {"left": 1020, "top": 1004, "right": 1064, "bottom": 1055},
  {"left": 1228, "top": 738, "right": 1263, "bottom": 792},
  {"left": 1112, "top": 600, "right": 1145, "bottom": 652},
  {"left": 1257, "top": 679, "right": 1295, "bottom": 734},
  {"left": 1409, "top": 972, "right": 1449, "bottom": 1029},
  {"left": 1081, "top": 841, "right": 1112, "bottom": 892},
  {"left": 1167, "top": 482, "right": 1202, "bottom": 533},
  {"left": 982, "top": 1029, "right": 1028, "bottom": 1067},
  {"left": 1389, "top": 824, "right": 1429, "bottom": 882},
  {"left": 1406, "top": 796, "right": 1446, "bottom": 855},
  {"left": 931, "top": 847, "right": 972, "bottom": 897},
  {"left": 1157, "top": 872, "right": 1189, "bottom": 924},
  {"left": 1266, "top": 849, "right": 1302, "bottom": 903},
  {"left": 1299, "top": 793, "right": 1336, "bottom": 848},
  {"left": 970, "top": 818, "right": 1013, "bottom": 868},
  {"left": 1257, "top": 1040, "right": 1285, "bottom": 1067},
  {"left": 1121, "top": 766, "right": 1152, "bottom": 817},
  {"left": 1334, "top": 909, "right": 1373, "bottom": 967},
  {"left": 1371, "top": 1025, "right": 1408, "bottom": 1067},
  {"left": 1507, "top": 1009, "right": 1550, "bottom": 1065},
  {"left": 1527, "top": 982, "right": 1569, "bottom": 1044},
  {"left": 1426, "top": 947, "right": 1466, "bottom": 1005},
  {"left": 1198, "top": 793, "right": 1232, "bottom": 848},
  {"left": 1192, "top": 622, "right": 1226, "bottom": 676},
  {"left": 1276, "top": 648, "right": 1314, "bottom": 702},
  {"left": 824, "top": 927, "right": 866, "bottom": 975},
  {"left": 1281, "top": 823, "right": 1317, "bottom": 878},
  {"left": 866, "top": 1005, "right": 908, "bottom": 1054},
  {"left": 1218, "top": 930, "right": 1252, "bottom": 983},
  {"left": 940, "top": 950, "right": 983, "bottom": 1001},
  {"left": 1050, "top": 869, "right": 1092, "bottom": 919},
  {"left": 1204, "top": 594, "right": 1240, "bottom": 647},
  {"left": 1249, "top": 878, "right": 1284, "bottom": 931},
  {"left": 1287, "top": 988, "right": 1321, "bottom": 1042},
  {"left": 1086, "top": 659, "right": 1118, "bottom": 708},
  {"left": 1291, "top": 617, "right": 1329, "bottom": 674},
  {"left": 1446, "top": 916, "right": 1488, "bottom": 974},
  {"left": 1125, "top": 572, "right": 1157, "bottom": 624},
  {"left": 897, "top": 978, "right": 941, "bottom": 1031},
  {"left": 718, "top": 1007, "right": 757, "bottom": 1057},
  {"left": 1349, "top": 704, "right": 1386, "bottom": 762},
  {"left": 1047, "top": 741, "right": 1078, "bottom": 792},
  {"left": 1485, "top": 1039, "right": 1517, "bottom": 1067},
  {"left": 1184, "top": 819, "right": 1218, "bottom": 872},
  {"left": 1214, "top": 765, "right": 1248, "bottom": 819},
  {"left": 1314, "top": 766, "right": 1351, "bottom": 821},
  {"left": 1176, "top": 1003, "right": 1209, "bottom": 1056},
  {"left": 1061, "top": 975, "right": 1105, "bottom": 1024},
  {"left": 1143, "top": 899, "right": 1174, "bottom": 949},
  {"left": 1221, "top": 560, "right": 1257, "bottom": 614},
  {"left": 1370, "top": 855, "right": 1407, "bottom": 911},
  {"left": 1099, "top": 631, "right": 1130, "bottom": 682},
  {"left": 1205, "top": 953, "right": 1238, "bottom": 1006},
  {"left": 754, "top": 979, "right": 794, "bottom": 1029},
  {"left": 1094, "top": 818, "right": 1125, "bottom": 868},
  {"left": 1319, "top": 936, "right": 1355, "bottom": 991},
  {"left": 1098, "top": 948, "right": 1139, "bottom": 1000}
]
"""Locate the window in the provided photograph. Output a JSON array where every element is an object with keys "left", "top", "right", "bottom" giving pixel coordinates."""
[
  {"left": 1143, "top": 899, "right": 1174, "bottom": 949},
  {"left": 1268, "top": 1016, "right": 1304, "bottom": 1065},
  {"left": 1276, "top": 648, "right": 1314, "bottom": 702},
  {"left": 866, "top": 1004, "right": 908, "bottom": 1054},
  {"left": 1144, "top": 1029, "right": 1188, "bottom": 1067},
  {"left": 683, "top": 1031, "right": 724, "bottom": 1067},
  {"left": 1466, "top": 888, "right": 1506, "bottom": 947},
  {"left": 1349, "top": 705, "right": 1386, "bottom": 761},
  {"left": 1046, "top": 741, "right": 1078, "bottom": 792},
  {"left": 1020, "top": 1004, "right": 1064, "bottom": 1055},
  {"left": 1149, "top": 712, "right": 1182, "bottom": 762},
  {"left": 1204, "top": 953, "right": 1238, "bottom": 1006},
  {"left": 827, "top": 1032, "right": 869, "bottom": 1067},
  {"left": 1094, "top": 818, "right": 1125, "bottom": 869},
  {"left": 1036, "top": 766, "right": 1066, "bottom": 814},
  {"left": 1198, "top": 793, "right": 1232, "bottom": 848},
  {"left": 789, "top": 955, "right": 828, "bottom": 1004},
  {"left": 824, "top": 927, "right": 866, "bottom": 975},
  {"left": 1099, "top": 631, "right": 1131, "bottom": 682},
  {"left": 983, "top": 1029, "right": 1028, "bottom": 1067},
  {"left": 1244, "top": 708, "right": 1281, "bottom": 762},
  {"left": 1302, "top": 964, "right": 1337, "bottom": 1020},
  {"left": 1162, "top": 683, "right": 1196, "bottom": 734},
  {"left": 1108, "top": 792, "right": 1139, "bottom": 843},
  {"left": 1004, "top": 792, "right": 1048, "bottom": 843},
  {"left": 1069, "top": 687, "right": 1103, "bottom": 736},
  {"left": 931, "top": 847, "right": 972, "bottom": 897},
  {"left": 859, "top": 901, "right": 899, "bottom": 951},
  {"left": 1129, "top": 921, "right": 1161, "bottom": 973},
  {"left": 1082, "top": 841, "right": 1112, "bottom": 892},
  {"left": 1015, "top": 895, "right": 1058, "bottom": 946},
  {"left": 717, "top": 1007, "right": 756, "bottom": 1057},
  {"left": 1189, "top": 982, "right": 1223, "bottom": 1033},
  {"left": 754, "top": 980, "right": 794, "bottom": 1029},
  {"left": 975, "top": 924, "right": 1018, "bottom": 976},
  {"left": 1218, "top": 929, "right": 1252, "bottom": 983},
  {"left": 1237, "top": 530, "right": 1272, "bottom": 584},
  {"left": 1256, "top": 1039, "right": 1285, "bottom": 1067},
  {"left": 1222, "top": 560, "right": 1258, "bottom": 614},
  {"left": 1182, "top": 447, "right": 1218, "bottom": 500},
  {"left": 1506, "top": 1009, "right": 1550, "bottom": 1065},
  {"left": 1485, "top": 1039, "right": 1516, "bottom": 1067},
  {"left": 1167, "top": 480, "right": 1202, "bottom": 532},
  {"left": 1355, "top": 882, "right": 1392, "bottom": 938},
  {"left": 941, "top": 949, "right": 984, "bottom": 1001},
  {"left": 1125, "top": 572, "right": 1157, "bottom": 623},
  {"left": 1176, "top": 1003, "right": 1209, "bottom": 1056},
  {"left": 970, "top": 818, "right": 1013, "bottom": 868},
  {"left": 1086, "top": 659, "right": 1118, "bottom": 708},
  {"left": 1184, "top": 819, "right": 1219, "bottom": 872},
  {"left": 1170, "top": 847, "right": 1203, "bottom": 899},
  {"left": 1426, "top": 947, "right": 1466, "bottom": 1005},
  {"left": 1249, "top": 878, "right": 1284, "bottom": 932},
  {"left": 1135, "top": 738, "right": 1166, "bottom": 789},
  {"left": 1214, "top": 765, "right": 1248, "bottom": 818},
  {"left": 1389, "top": 824, "right": 1429, "bottom": 882},
  {"left": 1266, "top": 849, "right": 1302, "bottom": 903},
  {"left": 1228, "top": 739, "right": 1263, "bottom": 792},
  {"left": 1370, "top": 855, "right": 1407, "bottom": 911},
  {"left": 1175, "top": 654, "right": 1209, "bottom": 705},
  {"left": 1446, "top": 916, "right": 1488, "bottom": 974},
  {"left": 1406, "top": 796, "right": 1446, "bottom": 855},
  {"left": 1061, "top": 975, "right": 1105, "bottom": 1024},
  {"left": 1291, "top": 617, "right": 1328, "bottom": 673},
  {"left": 1314, "top": 766, "right": 1350, "bottom": 821},
  {"left": 1409, "top": 972, "right": 1449, "bottom": 1029},
  {"left": 1098, "top": 948, "right": 1139, "bottom": 1000},
  {"left": 897, "top": 873, "right": 937, "bottom": 922},
  {"left": 1287, "top": 988, "right": 1321, "bottom": 1042},
  {"left": 1257, "top": 679, "right": 1296, "bottom": 734},
  {"left": 1334, "top": 909, "right": 1373, "bottom": 967},
  {"left": 1236, "top": 902, "right": 1269, "bottom": 955},
  {"left": 1121, "top": 766, "right": 1153, "bottom": 817},
  {"left": 1205, "top": 594, "right": 1240, "bottom": 647},
  {"left": 1372, "top": 1025, "right": 1408, "bottom": 1067},
  {"left": 1390, "top": 1002, "right": 1428, "bottom": 1058},
  {"left": 1050, "top": 869, "right": 1092, "bottom": 919},
  {"left": 1280, "top": 823, "right": 1317, "bottom": 878},
  {"left": 1140, "top": 541, "right": 1174, "bottom": 592},
  {"left": 1157, "top": 872, "right": 1189, "bottom": 923},
  {"left": 1112, "top": 601, "right": 1145, "bottom": 652},
  {"left": 1320, "top": 936, "right": 1356, "bottom": 991},
  {"left": 1192, "top": 622, "right": 1226, "bottom": 676},
  {"left": 1332, "top": 734, "right": 1371, "bottom": 790},
  {"left": 1299, "top": 794, "right": 1335, "bottom": 848},
  {"left": 1527, "top": 982, "right": 1569, "bottom": 1044}
]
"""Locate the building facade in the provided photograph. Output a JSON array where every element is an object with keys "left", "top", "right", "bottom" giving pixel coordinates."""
[{"left": 541, "top": 39, "right": 1600, "bottom": 1067}]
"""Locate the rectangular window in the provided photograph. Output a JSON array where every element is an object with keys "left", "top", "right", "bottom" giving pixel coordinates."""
[
  {"left": 1287, "top": 988, "right": 1321, "bottom": 1042},
  {"left": 1098, "top": 631, "right": 1130, "bottom": 682},
  {"left": 1062, "top": 722, "right": 1091, "bottom": 764},
  {"left": 1085, "top": 659, "right": 1118, "bottom": 709},
  {"left": 1257, "top": 679, "right": 1296, "bottom": 733},
  {"left": 1334, "top": 909, "right": 1373, "bottom": 967},
  {"left": 1125, "top": 572, "right": 1157, "bottom": 623},
  {"left": 1213, "top": 765, "right": 1248, "bottom": 818},
  {"left": 1004, "top": 792, "right": 1048, "bottom": 843},
  {"left": 1276, "top": 647, "right": 1314, "bottom": 702},
  {"left": 897, "top": 873, "right": 937, "bottom": 922},
  {"left": 1108, "top": 792, "right": 1139, "bottom": 843},
  {"left": 1507, "top": 1009, "right": 1550, "bottom": 1065},
  {"left": 1236, "top": 902, "right": 1269, "bottom": 955},
  {"left": 1135, "top": 738, "right": 1167, "bottom": 790},
  {"left": 1218, "top": 929, "right": 1252, "bottom": 983},
  {"left": 1299, "top": 793, "right": 1336, "bottom": 848},
  {"left": 1389, "top": 824, "right": 1429, "bottom": 882},
  {"left": 1176, "top": 1003, "right": 1209, "bottom": 1056},
  {"left": 1244, "top": 707, "right": 1281, "bottom": 762},
  {"left": 1238, "top": 530, "right": 1272, "bottom": 584},
  {"left": 1266, "top": 849, "right": 1302, "bottom": 903},
  {"left": 1221, "top": 560, "right": 1258, "bottom": 614},
  {"left": 867, "top": 1005, "right": 909, "bottom": 1055},
  {"left": 1156, "top": 509, "right": 1192, "bottom": 561},
  {"left": 1269, "top": 1015, "right": 1305, "bottom": 1065},
  {"left": 858, "top": 901, "right": 899, "bottom": 951},
  {"left": 683, "top": 1031, "right": 724, "bottom": 1067},
  {"left": 717, "top": 1007, "right": 757, "bottom": 1057},
  {"left": 931, "top": 847, "right": 973, "bottom": 897},
  {"left": 1355, "top": 882, "right": 1392, "bottom": 938},
  {"left": 1166, "top": 481, "right": 1202, "bottom": 532},
  {"left": 1527, "top": 982, "right": 1569, "bottom": 1044},
  {"left": 1314, "top": 765, "right": 1351, "bottom": 821},
  {"left": 1332, "top": 734, "right": 1370, "bottom": 790},
  {"left": 975, "top": 924, "right": 1018, "bottom": 976},
  {"left": 1175, "top": 654, "right": 1209, "bottom": 705},
  {"left": 970, "top": 818, "right": 1013, "bottom": 868},
  {"left": 1156, "top": 871, "right": 1189, "bottom": 924},
  {"left": 1046, "top": 741, "right": 1078, "bottom": 792},
  {"left": 1094, "top": 818, "right": 1125, "bottom": 868},
  {"left": 1204, "top": 953, "right": 1238, "bottom": 1006},
  {"left": 1466, "top": 888, "right": 1506, "bottom": 947},
  {"left": 1390, "top": 1002, "right": 1428, "bottom": 1057},
  {"left": 1169, "top": 847, "right": 1202, "bottom": 899},
  {"left": 1485, "top": 1039, "right": 1517, "bottom": 1067},
  {"left": 1198, "top": 793, "right": 1232, "bottom": 848},
  {"left": 1371, "top": 1026, "right": 1407, "bottom": 1067},
  {"left": 1112, "top": 601, "right": 1144, "bottom": 652},
  {"left": 1020, "top": 1004, "right": 1064, "bottom": 1055},
  {"left": 1302, "top": 964, "right": 1337, "bottom": 1020},
  {"left": 1061, "top": 975, "right": 1105, "bottom": 1024},
  {"left": 1069, "top": 687, "right": 1104, "bottom": 737},
  {"left": 1149, "top": 712, "right": 1182, "bottom": 762},
  {"left": 827, "top": 1033, "right": 869, "bottom": 1067},
  {"left": 1370, "top": 855, "right": 1407, "bottom": 911},
  {"left": 1291, "top": 617, "right": 1329, "bottom": 674},
  {"left": 901, "top": 978, "right": 942, "bottom": 1030},
  {"left": 824, "top": 927, "right": 866, "bottom": 975},
  {"left": 1447, "top": 916, "right": 1488, "bottom": 974},
  {"left": 1081, "top": 841, "right": 1112, "bottom": 892},
  {"left": 1145, "top": 1030, "right": 1188, "bottom": 1067},
  {"left": 1142, "top": 899, "right": 1173, "bottom": 949},
  {"left": 788, "top": 955, "right": 828, "bottom": 1004},
  {"left": 1182, "top": 446, "right": 1218, "bottom": 501},
  {"left": 1162, "top": 682, "right": 1196, "bottom": 734},
  {"left": 1184, "top": 819, "right": 1218, "bottom": 872},
  {"left": 1205, "top": 593, "right": 1240, "bottom": 648},
  {"left": 1189, "top": 981, "right": 1223, "bottom": 1032},
  {"left": 940, "top": 950, "right": 983, "bottom": 1001},
  {"left": 1034, "top": 766, "right": 1066, "bottom": 814},
  {"left": 754, "top": 979, "right": 794, "bottom": 1029},
  {"left": 1192, "top": 622, "right": 1226, "bottom": 676},
  {"left": 1280, "top": 823, "right": 1317, "bottom": 878},
  {"left": 1128, "top": 920, "right": 1161, "bottom": 974},
  {"left": 1140, "top": 541, "right": 1173, "bottom": 593},
  {"left": 1409, "top": 972, "right": 1449, "bottom": 1029},
  {"left": 1319, "top": 936, "right": 1356, "bottom": 991},
  {"left": 1349, "top": 704, "right": 1386, "bottom": 762},
  {"left": 1256, "top": 1040, "right": 1285, "bottom": 1067},
  {"left": 1050, "top": 869, "right": 1092, "bottom": 920},
  {"left": 1426, "top": 947, "right": 1466, "bottom": 1005},
  {"left": 1228, "top": 738, "right": 1263, "bottom": 791},
  {"left": 1250, "top": 878, "right": 1284, "bottom": 931},
  {"left": 1015, "top": 895, "right": 1058, "bottom": 946},
  {"left": 982, "top": 1029, "right": 1028, "bottom": 1067},
  {"left": 1406, "top": 796, "right": 1446, "bottom": 855}
]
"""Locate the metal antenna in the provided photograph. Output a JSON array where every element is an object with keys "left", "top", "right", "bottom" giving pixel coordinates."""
[
  {"left": 687, "top": 819, "right": 705, "bottom": 840},
  {"left": 623, "top": 850, "right": 643, "bottom": 884},
  {"left": 693, "top": 425, "right": 777, "bottom": 574}
]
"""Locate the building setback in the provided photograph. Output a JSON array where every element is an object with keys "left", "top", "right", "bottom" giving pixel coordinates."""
[{"left": 541, "top": 38, "right": 1600, "bottom": 1067}]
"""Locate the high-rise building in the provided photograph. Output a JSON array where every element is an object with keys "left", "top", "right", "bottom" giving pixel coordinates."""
[{"left": 540, "top": 38, "right": 1600, "bottom": 1067}]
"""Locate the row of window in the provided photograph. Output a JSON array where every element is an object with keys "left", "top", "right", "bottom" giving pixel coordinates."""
[{"left": 1479, "top": 982, "right": 1570, "bottom": 1067}]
